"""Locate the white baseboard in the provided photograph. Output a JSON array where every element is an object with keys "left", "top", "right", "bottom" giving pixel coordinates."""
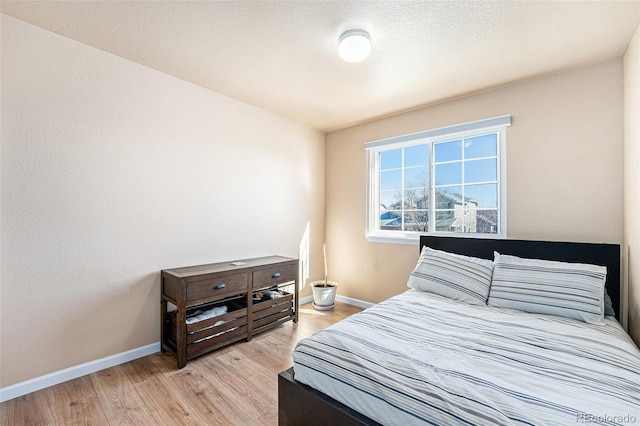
[
  {"left": 0, "top": 342, "right": 160, "bottom": 403},
  {"left": 299, "top": 294, "right": 374, "bottom": 310},
  {"left": 1, "top": 295, "right": 373, "bottom": 403},
  {"left": 299, "top": 295, "right": 313, "bottom": 305},
  {"left": 335, "top": 294, "right": 375, "bottom": 309}
]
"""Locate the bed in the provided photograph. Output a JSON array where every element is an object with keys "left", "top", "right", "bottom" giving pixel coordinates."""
[{"left": 278, "top": 236, "right": 640, "bottom": 425}]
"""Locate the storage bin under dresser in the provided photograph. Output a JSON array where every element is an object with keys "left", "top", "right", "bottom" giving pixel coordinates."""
[{"left": 161, "top": 255, "right": 299, "bottom": 368}]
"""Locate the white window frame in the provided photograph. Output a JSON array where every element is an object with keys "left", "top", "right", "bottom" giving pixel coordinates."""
[{"left": 365, "top": 115, "right": 510, "bottom": 245}]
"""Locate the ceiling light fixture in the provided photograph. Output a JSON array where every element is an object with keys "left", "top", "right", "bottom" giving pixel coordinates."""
[{"left": 338, "top": 29, "right": 371, "bottom": 63}]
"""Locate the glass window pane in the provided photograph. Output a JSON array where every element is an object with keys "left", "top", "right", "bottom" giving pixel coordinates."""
[
  {"left": 404, "top": 211, "right": 428, "bottom": 232},
  {"left": 379, "top": 190, "right": 401, "bottom": 210},
  {"left": 457, "top": 209, "right": 498, "bottom": 234},
  {"left": 380, "top": 210, "right": 402, "bottom": 230},
  {"left": 465, "top": 184, "right": 498, "bottom": 209},
  {"left": 474, "top": 210, "right": 499, "bottom": 234},
  {"left": 380, "top": 149, "right": 401, "bottom": 170},
  {"left": 464, "top": 134, "right": 497, "bottom": 159},
  {"left": 435, "top": 162, "right": 462, "bottom": 185},
  {"left": 435, "top": 186, "right": 462, "bottom": 209},
  {"left": 404, "top": 167, "right": 428, "bottom": 188},
  {"left": 464, "top": 158, "right": 497, "bottom": 183},
  {"left": 404, "top": 189, "right": 429, "bottom": 209},
  {"left": 435, "top": 210, "right": 461, "bottom": 232},
  {"left": 464, "top": 210, "right": 498, "bottom": 234},
  {"left": 434, "top": 140, "right": 462, "bottom": 162},
  {"left": 380, "top": 169, "right": 402, "bottom": 191},
  {"left": 404, "top": 144, "right": 428, "bottom": 167}
]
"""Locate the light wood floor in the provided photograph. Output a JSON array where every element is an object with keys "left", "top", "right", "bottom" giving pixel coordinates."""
[{"left": 0, "top": 302, "right": 363, "bottom": 426}]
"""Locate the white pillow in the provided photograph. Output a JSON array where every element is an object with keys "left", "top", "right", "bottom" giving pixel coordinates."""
[
  {"left": 488, "top": 252, "right": 606, "bottom": 323},
  {"left": 407, "top": 246, "right": 494, "bottom": 305}
]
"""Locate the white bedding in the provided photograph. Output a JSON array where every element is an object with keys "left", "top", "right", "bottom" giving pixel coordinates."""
[{"left": 293, "top": 290, "right": 640, "bottom": 425}]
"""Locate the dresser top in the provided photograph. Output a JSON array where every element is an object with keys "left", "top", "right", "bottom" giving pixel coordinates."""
[{"left": 162, "top": 255, "right": 297, "bottom": 279}]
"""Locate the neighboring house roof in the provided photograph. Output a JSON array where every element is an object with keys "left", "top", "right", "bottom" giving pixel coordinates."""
[
  {"left": 437, "top": 191, "right": 476, "bottom": 206},
  {"left": 380, "top": 211, "right": 401, "bottom": 227},
  {"left": 384, "top": 190, "right": 478, "bottom": 211}
]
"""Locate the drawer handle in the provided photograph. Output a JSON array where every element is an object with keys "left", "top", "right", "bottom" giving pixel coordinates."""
[
  {"left": 214, "top": 283, "right": 226, "bottom": 290},
  {"left": 271, "top": 272, "right": 281, "bottom": 279}
]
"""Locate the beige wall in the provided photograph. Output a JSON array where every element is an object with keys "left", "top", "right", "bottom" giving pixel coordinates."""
[
  {"left": 0, "top": 15, "right": 325, "bottom": 387},
  {"left": 326, "top": 61, "right": 624, "bottom": 310},
  {"left": 624, "top": 24, "right": 640, "bottom": 345}
]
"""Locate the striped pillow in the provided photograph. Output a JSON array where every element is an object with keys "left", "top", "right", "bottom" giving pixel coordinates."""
[
  {"left": 407, "top": 247, "right": 494, "bottom": 305},
  {"left": 488, "top": 252, "right": 607, "bottom": 323}
]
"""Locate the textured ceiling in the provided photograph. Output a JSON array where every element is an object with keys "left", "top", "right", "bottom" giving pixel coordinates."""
[{"left": 1, "top": 1, "right": 639, "bottom": 132}]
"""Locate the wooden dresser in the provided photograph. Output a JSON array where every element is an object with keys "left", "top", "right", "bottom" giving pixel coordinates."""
[{"left": 161, "top": 256, "right": 299, "bottom": 368}]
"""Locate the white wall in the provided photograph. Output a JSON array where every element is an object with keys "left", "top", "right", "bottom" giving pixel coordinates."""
[
  {"left": 0, "top": 15, "right": 326, "bottom": 387},
  {"left": 325, "top": 60, "right": 624, "bottom": 310},
  {"left": 624, "top": 24, "right": 640, "bottom": 345}
]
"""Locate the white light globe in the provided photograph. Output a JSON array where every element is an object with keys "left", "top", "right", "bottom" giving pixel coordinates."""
[{"left": 338, "top": 29, "right": 371, "bottom": 63}]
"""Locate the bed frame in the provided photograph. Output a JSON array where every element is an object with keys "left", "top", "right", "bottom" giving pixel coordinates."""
[{"left": 278, "top": 236, "right": 621, "bottom": 426}]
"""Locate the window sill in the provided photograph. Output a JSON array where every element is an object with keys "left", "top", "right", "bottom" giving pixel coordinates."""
[
  {"left": 367, "top": 232, "right": 507, "bottom": 245},
  {"left": 366, "top": 235, "right": 420, "bottom": 245}
]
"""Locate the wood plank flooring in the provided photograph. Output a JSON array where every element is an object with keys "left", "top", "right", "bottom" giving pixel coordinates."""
[{"left": 0, "top": 302, "right": 363, "bottom": 426}]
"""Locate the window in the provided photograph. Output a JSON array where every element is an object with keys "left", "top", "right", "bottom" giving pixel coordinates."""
[{"left": 366, "top": 115, "right": 510, "bottom": 244}]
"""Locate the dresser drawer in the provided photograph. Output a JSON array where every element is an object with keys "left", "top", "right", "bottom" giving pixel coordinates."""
[
  {"left": 253, "top": 264, "right": 296, "bottom": 289},
  {"left": 187, "top": 273, "right": 247, "bottom": 302}
]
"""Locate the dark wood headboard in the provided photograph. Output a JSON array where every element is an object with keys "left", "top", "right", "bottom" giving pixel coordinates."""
[{"left": 420, "top": 236, "right": 622, "bottom": 321}]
